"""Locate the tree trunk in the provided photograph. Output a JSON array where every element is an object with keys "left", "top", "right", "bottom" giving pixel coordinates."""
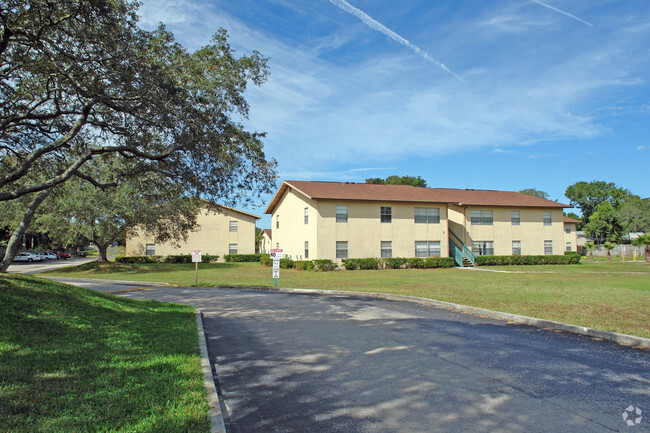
[
  {"left": 97, "top": 243, "right": 109, "bottom": 262},
  {"left": 1, "top": 189, "right": 53, "bottom": 273},
  {"left": 607, "top": 250, "right": 611, "bottom": 261},
  {"left": 645, "top": 246, "right": 650, "bottom": 265}
]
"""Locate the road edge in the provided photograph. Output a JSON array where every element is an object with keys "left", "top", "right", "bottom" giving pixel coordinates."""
[
  {"left": 215, "top": 285, "right": 650, "bottom": 349},
  {"left": 196, "top": 310, "right": 227, "bottom": 433}
]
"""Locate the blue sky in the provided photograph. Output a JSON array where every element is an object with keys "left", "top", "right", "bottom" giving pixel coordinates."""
[{"left": 137, "top": 0, "right": 649, "bottom": 226}]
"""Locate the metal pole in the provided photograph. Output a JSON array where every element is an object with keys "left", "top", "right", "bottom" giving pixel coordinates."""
[{"left": 195, "top": 261, "right": 198, "bottom": 285}]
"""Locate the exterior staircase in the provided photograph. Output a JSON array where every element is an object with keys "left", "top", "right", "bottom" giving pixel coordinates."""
[{"left": 449, "top": 230, "right": 476, "bottom": 267}]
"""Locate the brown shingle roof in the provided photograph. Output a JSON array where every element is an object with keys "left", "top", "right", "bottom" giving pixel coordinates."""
[
  {"left": 563, "top": 216, "right": 582, "bottom": 224},
  {"left": 265, "top": 181, "right": 569, "bottom": 214}
]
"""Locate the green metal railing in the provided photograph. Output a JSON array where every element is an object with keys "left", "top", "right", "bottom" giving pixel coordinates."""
[{"left": 449, "top": 230, "right": 476, "bottom": 267}]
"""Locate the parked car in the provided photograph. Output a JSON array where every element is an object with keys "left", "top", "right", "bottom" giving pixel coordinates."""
[
  {"left": 55, "top": 251, "right": 71, "bottom": 260},
  {"left": 32, "top": 251, "right": 49, "bottom": 261},
  {"left": 13, "top": 252, "right": 43, "bottom": 262},
  {"left": 43, "top": 252, "right": 58, "bottom": 260}
]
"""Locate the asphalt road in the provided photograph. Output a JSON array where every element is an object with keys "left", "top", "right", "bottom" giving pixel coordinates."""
[
  {"left": 7, "top": 257, "right": 95, "bottom": 274},
  {"left": 84, "top": 284, "right": 649, "bottom": 433}
]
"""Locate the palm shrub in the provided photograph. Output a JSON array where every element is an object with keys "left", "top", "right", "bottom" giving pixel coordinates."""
[
  {"left": 632, "top": 234, "right": 650, "bottom": 264},
  {"left": 602, "top": 241, "right": 616, "bottom": 261},
  {"left": 585, "top": 241, "right": 596, "bottom": 262}
]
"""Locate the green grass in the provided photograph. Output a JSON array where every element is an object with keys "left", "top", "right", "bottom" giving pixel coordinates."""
[
  {"left": 0, "top": 274, "right": 209, "bottom": 433},
  {"left": 44, "top": 260, "right": 650, "bottom": 339}
]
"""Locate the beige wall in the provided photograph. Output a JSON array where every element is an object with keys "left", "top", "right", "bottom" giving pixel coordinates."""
[
  {"left": 271, "top": 188, "right": 318, "bottom": 260},
  {"left": 126, "top": 206, "right": 258, "bottom": 259},
  {"left": 564, "top": 223, "right": 578, "bottom": 252},
  {"left": 259, "top": 231, "right": 272, "bottom": 254},
  {"left": 452, "top": 206, "right": 566, "bottom": 255}
]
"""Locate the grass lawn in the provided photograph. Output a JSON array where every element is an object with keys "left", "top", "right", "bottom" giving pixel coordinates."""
[
  {"left": 0, "top": 274, "right": 209, "bottom": 433},
  {"left": 44, "top": 260, "right": 650, "bottom": 339}
]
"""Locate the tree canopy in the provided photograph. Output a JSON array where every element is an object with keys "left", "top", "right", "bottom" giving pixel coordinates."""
[
  {"left": 518, "top": 188, "right": 550, "bottom": 200},
  {"left": 0, "top": 0, "right": 277, "bottom": 271},
  {"left": 564, "top": 181, "right": 630, "bottom": 221},
  {"left": 365, "top": 175, "right": 427, "bottom": 188}
]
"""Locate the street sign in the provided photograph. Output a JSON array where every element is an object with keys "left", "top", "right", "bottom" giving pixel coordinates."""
[
  {"left": 270, "top": 249, "right": 284, "bottom": 260},
  {"left": 191, "top": 250, "right": 202, "bottom": 263}
]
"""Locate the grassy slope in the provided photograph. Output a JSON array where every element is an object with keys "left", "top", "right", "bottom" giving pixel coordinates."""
[
  {"left": 0, "top": 274, "right": 208, "bottom": 433},
  {"left": 45, "top": 261, "right": 650, "bottom": 338}
]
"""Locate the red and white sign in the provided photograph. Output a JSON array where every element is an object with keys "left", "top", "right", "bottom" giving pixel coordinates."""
[
  {"left": 270, "top": 249, "right": 284, "bottom": 260},
  {"left": 191, "top": 250, "right": 202, "bottom": 263}
]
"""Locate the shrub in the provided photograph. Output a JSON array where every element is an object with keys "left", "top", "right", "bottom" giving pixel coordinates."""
[
  {"left": 475, "top": 255, "right": 580, "bottom": 266},
  {"left": 423, "top": 257, "right": 455, "bottom": 268},
  {"left": 313, "top": 259, "right": 338, "bottom": 271},
  {"left": 406, "top": 257, "right": 426, "bottom": 269},
  {"left": 383, "top": 257, "right": 407, "bottom": 269},
  {"left": 279, "top": 258, "right": 294, "bottom": 269},
  {"left": 342, "top": 258, "right": 381, "bottom": 270},
  {"left": 260, "top": 254, "right": 272, "bottom": 266},
  {"left": 295, "top": 260, "right": 315, "bottom": 271},
  {"left": 115, "top": 255, "right": 162, "bottom": 264},
  {"left": 163, "top": 254, "right": 192, "bottom": 263},
  {"left": 224, "top": 254, "right": 261, "bottom": 262}
]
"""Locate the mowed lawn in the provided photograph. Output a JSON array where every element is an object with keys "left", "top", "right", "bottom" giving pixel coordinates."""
[
  {"left": 45, "top": 260, "right": 650, "bottom": 339},
  {"left": 0, "top": 274, "right": 209, "bottom": 433}
]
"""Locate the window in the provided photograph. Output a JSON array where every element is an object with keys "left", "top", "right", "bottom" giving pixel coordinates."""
[
  {"left": 229, "top": 221, "right": 238, "bottom": 232},
  {"left": 471, "top": 241, "right": 494, "bottom": 256},
  {"left": 544, "top": 240, "right": 553, "bottom": 255},
  {"left": 544, "top": 211, "right": 552, "bottom": 226},
  {"left": 566, "top": 242, "right": 572, "bottom": 252},
  {"left": 276, "top": 214, "right": 280, "bottom": 229},
  {"left": 305, "top": 241, "right": 309, "bottom": 259},
  {"left": 415, "top": 241, "right": 441, "bottom": 257},
  {"left": 511, "top": 211, "right": 520, "bottom": 226},
  {"left": 380, "top": 206, "right": 392, "bottom": 223},
  {"left": 512, "top": 241, "right": 521, "bottom": 256},
  {"left": 415, "top": 207, "right": 440, "bottom": 224},
  {"left": 145, "top": 244, "right": 155, "bottom": 256},
  {"left": 229, "top": 243, "right": 238, "bottom": 255},
  {"left": 471, "top": 210, "right": 493, "bottom": 225},
  {"left": 565, "top": 226, "right": 571, "bottom": 234},
  {"left": 304, "top": 207, "right": 309, "bottom": 224},
  {"left": 336, "top": 205, "right": 348, "bottom": 223},
  {"left": 336, "top": 241, "right": 348, "bottom": 259},
  {"left": 381, "top": 241, "right": 392, "bottom": 258},
  {"left": 276, "top": 243, "right": 279, "bottom": 249}
]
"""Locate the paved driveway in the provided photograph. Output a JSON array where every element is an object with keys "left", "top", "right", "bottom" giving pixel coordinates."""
[{"left": 106, "top": 285, "right": 650, "bottom": 433}]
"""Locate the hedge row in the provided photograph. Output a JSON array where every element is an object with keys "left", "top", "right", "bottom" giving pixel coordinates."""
[
  {"left": 342, "top": 257, "right": 455, "bottom": 270},
  {"left": 224, "top": 254, "right": 262, "bottom": 262},
  {"left": 116, "top": 254, "right": 219, "bottom": 264},
  {"left": 259, "top": 254, "right": 338, "bottom": 271},
  {"left": 474, "top": 255, "right": 581, "bottom": 266}
]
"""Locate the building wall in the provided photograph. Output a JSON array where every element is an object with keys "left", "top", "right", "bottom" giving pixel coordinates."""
[
  {"left": 126, "top": 206, "right": 258, "bottom": 259},
  {"left": 259, "top": 231, "right": 272, "bottom": 254},
  {"left": 459, "top": 207, "right": 566, "bottom": 256},
  {"left": 271, "top": 188, "right": 318, "bottom": 260},
  {"left": 564, "top": 223, "right": 578, "bottom": 252}
]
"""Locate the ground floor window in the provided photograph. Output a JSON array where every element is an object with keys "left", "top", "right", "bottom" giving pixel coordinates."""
[
  {"left": 544, "top": 240, "right": 553, "bottom": 255},
  {"left": 415, "top": 241, "right": 441, "bottom": 257},
  {"left": 229, "top": 243, "right": 238, "bottom": 255},
  {"left": 471, "top": 241, "right": 494, "bottom": 256},
  {"left": 305, "top": 241, "right": 309, "bottom": 259},
  {"left": 566, "top": 242, "right": 571, "bottom": 252},
  {"left": 381, "top": 241, "right": 392, "bottom": 258},
  {"left": 336, "top": 241, "right": 348, "bottom": 259},
  {"left": 512, "top": 241, "right": 521, "bottom": 256},
  {"left": 145, "top": 244, "right": 155, "bottom": 256}
]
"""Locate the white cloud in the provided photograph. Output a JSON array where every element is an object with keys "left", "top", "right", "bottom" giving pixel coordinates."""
[{"left": 637, "top": 145, "right": 646, "bottom": 151}]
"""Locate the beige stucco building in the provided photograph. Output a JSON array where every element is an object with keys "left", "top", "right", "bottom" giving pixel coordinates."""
[
  {"left": 126, "top": 204, "right": 259, "bottom": 259},
  {"left": 258, "top": 229, "right": 272, "bottom": 254},
  {"left": 264, "top": 181, "right": 571, "bottom": 265},
  {"left": 563, "top": 216, "right": 581, "bottom": 253}
]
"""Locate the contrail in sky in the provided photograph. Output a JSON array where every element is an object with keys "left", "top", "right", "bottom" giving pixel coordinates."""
[
  {"left": 531, "top": 0, "right": 594, "bottom": 27},
  {"left": 328, "top": 0, "right": 464, "bottom": 82}
]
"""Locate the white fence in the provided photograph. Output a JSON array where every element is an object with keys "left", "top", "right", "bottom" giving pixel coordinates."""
[{"left": 582, "top": 244, "right": 644, "bottom": 257}]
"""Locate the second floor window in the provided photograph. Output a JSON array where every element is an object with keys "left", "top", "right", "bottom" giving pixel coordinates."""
[
  {"left": 304, "top": 207, "right": 308, "bottom": 224},
  {"left": 336, "top": 205, "right": 348, "bottom": 223},
  {"left": 415, "top": 207, "right": 440, "bottom": 224},
  {"left": 544, "top": 211, "right": 552, "bottom": 226},
  {"left": 511, "top": 211, "right": 520, "bottom": 226},
  {"left": 380, "top": 206, "right": 392, "bottom": 223},
  {"left": 229, "top": 221, "right": 238, "bottom": 232},
  {"left": 471, "top": 210, "right": 493, "bottom": 225},
  {"left": 276, "top": 215, "right": 280, "bottom": 229}
]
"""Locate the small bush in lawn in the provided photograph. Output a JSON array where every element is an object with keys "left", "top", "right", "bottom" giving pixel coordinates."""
[
  {"left": 260, "top": 254, "right": 272, "bottom": 266},
  {"left": 295, "top": 260, "right": 315, "bottom": 271},
  {"left": 313, "top": 259, "right": 338, "bottom": 271}
]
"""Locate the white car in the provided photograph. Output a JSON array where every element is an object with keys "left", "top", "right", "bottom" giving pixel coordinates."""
[
  {"left": 13, "top": 252, "right": 43, "bottom": 262},
  {"left": 43, "top": 252, "right": 58, "bottom": 260}
]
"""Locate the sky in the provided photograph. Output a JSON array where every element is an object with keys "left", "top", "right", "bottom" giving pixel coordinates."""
[{"left": 137, "top": 0, "right": 650, "bottom": 227}]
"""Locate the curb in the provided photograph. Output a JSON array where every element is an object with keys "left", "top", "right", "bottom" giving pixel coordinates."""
[
  {"left": 212, "top": 285, "right": 650, "bottom": 349},
  {"left": 196, "top": 311, "right": 227, "bottom": 433}
]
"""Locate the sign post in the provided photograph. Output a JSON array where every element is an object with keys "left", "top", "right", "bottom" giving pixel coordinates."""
[
  {"left": 192, "top": 250, "right": 202, "bottom": 285},
  {"left": 270, "top": 249, "right": 283, "bottom": 287}
]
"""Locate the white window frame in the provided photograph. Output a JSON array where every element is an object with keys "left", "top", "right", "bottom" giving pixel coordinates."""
[
  {"left": 145, "top": 244, "right": 155, "bottom": 256},
  {"left": 229, "top": 243, "right": 238, "bottom": 255},
  {"left": 511, "top": 211, "right": 520, "bottom": 226},
  {"left": 381, "top": 241, "right": 392, "bottom": 258},
  {"left": 566, "top": 242, "right": 572, "bottom": 252},
  {"left": 565, "top": 226, "right": 571, "bottom": 234},
  {"left": 415, "top": 241, "right": 441, "bottom": 257},
  {"left": 305, "top": 241, "right": 309, "bottom": 259},
  {"left": 304, "top": 207, "right": 309, "bottom": 225},
  {"left": 512, "top": 240, "right": 521, "bottom": 256},
  {"left": 380, "top": 206, "right": 392, "bottom": 223},
  {"left": 415, "top": 207, "right": 440, "bottom": 224},
  {"left": 471, "top": 241, "right": 494, "bottom": 256},
  {"left": 276, "top": 214, "right": 280, "bottom": 229},
  {"left": 544, "top": 240, "right": 553, "bottom": 255},
  {"left": 336, "top": 205, "right": 348, "bottom": 223},
  {"left": 336, "top": 241, "right": 348, "bottom": 259},
  {"left": 229, "top": 221, "right": 238, "bottom": 232},
  {"left": 471, "top": 210, "right": 493, "bottom": 225}
]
